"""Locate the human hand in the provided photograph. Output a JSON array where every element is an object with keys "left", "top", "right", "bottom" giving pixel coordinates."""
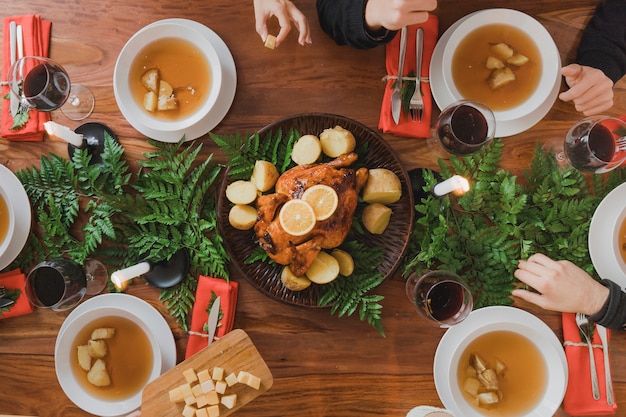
[
  {"left": 253, "top": 0, "right": 312, "bottom": 47},
  {"left": 364, "top": 0, "right": 438, "bottom": 32},
  {"left": 559, "top": 64, "right": 615, "bottom": 116},
  {"left": 512, "top": 253, "right": 609, "bottom": 316}
]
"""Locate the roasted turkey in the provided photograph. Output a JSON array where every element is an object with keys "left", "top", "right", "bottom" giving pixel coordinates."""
[{"left": 254, "top": 152, "right": 368, "bottom": 276}]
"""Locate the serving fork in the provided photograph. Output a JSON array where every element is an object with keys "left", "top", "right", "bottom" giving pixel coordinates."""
[
  {"left": 616, "top": 136, "right": 626, "bottom": 151},
  {"left": 409, "top": 28, "right": 424, "bottom": 122},
  {"left": 576, "top": 312, "right": 601, "bottom": 400}
]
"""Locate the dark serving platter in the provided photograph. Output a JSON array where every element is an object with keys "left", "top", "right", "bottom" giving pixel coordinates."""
[{"left": 217, "top": 113, "right": 415, "bottom": 307}]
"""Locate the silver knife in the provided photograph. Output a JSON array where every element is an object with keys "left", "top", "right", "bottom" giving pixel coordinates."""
[
  {"left": 9, "top": 21, "right": 18, "bottom": 118},
  {"left": 207, "top": 296, "right": 220, "bottom": 346},
  {"left": 596, "top": 324, "right": 614, "bottom": 405},
  {"left": 0, "top": 298, "right": 15, "bottom": 308},
  {"left": 391, "top": 27, "right": 408, "bottom": 125}
]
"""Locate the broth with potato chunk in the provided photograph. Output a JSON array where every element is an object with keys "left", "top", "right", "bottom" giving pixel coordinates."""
[
  {"left": 452, "top": 24, "right": 542, "bottom": 111},
  {"left": 129, "top": 37, "right": 211, "bottom": 121},
  {"left": 457, "top": 330, "right": 546, "bottom": 416},
  {"left": 71, "top": 316, "right": 154, "bottom": 400}
]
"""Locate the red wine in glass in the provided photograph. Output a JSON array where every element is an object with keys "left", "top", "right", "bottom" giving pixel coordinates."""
[
  {"left": 436, "top": 100, "right": 496, "bottom": 156},
  {"left": 405, "top": 270, "right": 473, "bottom": 327},
  {"left": 22, "top": 61, "right": 70, "bottom": 111},
  {"left": 25, "top": 258, "right": 87, "bottom": 311},
  {"left": 564, "top": 116, "right": 626, "bottom": 173},
  {"left": 9, "top": 56, "right": 95, "bottom": 120}
]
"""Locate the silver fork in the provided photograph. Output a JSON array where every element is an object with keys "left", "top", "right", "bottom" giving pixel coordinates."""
[
  {"left": 0, "top": 286, "right": 5, "bottom": 298},
  {"left": 409, "top": 28, "right": 424, "bottom": 122},
  {"left": 615, "top": 136, "right": 626, "bottom": 151},
  {"left": 576, "top": 312, "right": 601, "bottom": 400}
]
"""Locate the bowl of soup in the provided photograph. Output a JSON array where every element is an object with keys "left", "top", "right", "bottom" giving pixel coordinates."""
[
  {"left": 589, "top": 181, "right": 626, "bottom": 289},
  {"left": 114, "top": 19, "right": 223, "bottom": 141},
  {"left": 0, "top": 176, "right": 16, "bottom": 259},
  {"left": 55, "top": 297, "right": 162, "bottom": 416},
  {"left": 431, "top": 9, "right": 561, "bottom": 137},
  {"left": 434, "top": 306, "right": 567, "bottom": 417}
]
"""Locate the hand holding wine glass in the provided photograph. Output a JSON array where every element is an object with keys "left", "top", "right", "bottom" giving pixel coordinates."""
[{"left": 8, "top": 55, "right": 94, "bottom": 121}]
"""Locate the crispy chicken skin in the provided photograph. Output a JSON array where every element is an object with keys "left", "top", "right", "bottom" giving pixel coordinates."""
[{"left": 254, "top": 152, "right": 368, "bottom": 276}]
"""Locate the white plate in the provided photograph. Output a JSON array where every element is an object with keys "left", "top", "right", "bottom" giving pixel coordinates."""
[
  {"left": 56, "top": 293, "right": 176, "bottom": 416},
  {"left": 0, "top": 164, "right": 31, "bottom": 270},
  {"left": 430, "top": 9, "right": 561, "bottom": 137},
  {"left": 114, "top": 19, "right": 237, "bottom": 142},
  {"left": 434, "top": 306, "right": 567, "bottom": 417},
  {"left": 589, "top": 182, "right": 626, "bottom": 289}
]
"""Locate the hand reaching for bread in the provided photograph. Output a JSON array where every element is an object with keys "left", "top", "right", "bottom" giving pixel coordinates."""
[{"left": 253, "top": 0, "right": 312, "bottom": 48}]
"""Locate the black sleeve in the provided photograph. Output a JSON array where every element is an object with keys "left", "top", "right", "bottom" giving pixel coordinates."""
[
  {"left": 316, "top": 0, "right": 397, "bottom": 49},
  {"left": 588, "top": 279, "right": 626, "bottom": 329},
  {"left": 576, "top": 0, "right": 626, "bottom": 83}
]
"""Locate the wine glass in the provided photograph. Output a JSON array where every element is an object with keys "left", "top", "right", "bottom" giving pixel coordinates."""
[
  {"left": 428, "top": 100, "right": 496, "bottom": 157},
  {"left": 405, "top": 270, "right": 473, "bottom": 328},
  {"left": 24, "top": 258, "right": 108, "bottom": 311},
  {"left": 8, "top": 55, "right": 95, "bottom": 121},
  {"left": 563, "top": 116, "right": 626, "bottom": 173}
]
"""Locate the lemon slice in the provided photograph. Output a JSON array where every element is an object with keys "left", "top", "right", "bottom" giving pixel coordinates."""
[
  {"left": 279, "top": 199, "right": 316, "bottom": 236},
  {"left": 301, "top": 184, "right": 339, "bottom": 221}
]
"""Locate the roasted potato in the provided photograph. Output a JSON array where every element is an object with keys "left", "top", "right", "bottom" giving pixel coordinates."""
[
  {"left": 319, "top": 126, "right": 356, "bottom": 158},
  {"left": 361, "top": 168, "right": 402, "bottom": 204},
  {"left": 250, "top": 160, "right": 279, "bottom": 192},
  {"left": 291, "top": 134, "right": 322, "bottom": 165},
  {"left": 331, "top": 249, "right": 354, "bottom": 276},
  {"left": 305, "top": 251, "right": 340, "bottom": 284},
  {"left": 228, "top": 204, "right": 258, "bottom": 231},
  {"left": 362, "top": 203, "right": 392, "bottom": 234},
  {"left": 225, "top": 180, "right": 258, "bottom": 205},
  {"left": 280, "top": 265, "right": 312, "bottom": 291}
]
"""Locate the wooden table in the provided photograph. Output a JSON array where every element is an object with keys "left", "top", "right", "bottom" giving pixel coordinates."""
[{"left": 1, "top": 1, "right": 625, "bottom": 416}]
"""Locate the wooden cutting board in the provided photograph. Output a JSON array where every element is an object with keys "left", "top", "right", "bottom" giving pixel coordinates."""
[{"left": 142, "top": 329, "right": 273, "bottom": 416}]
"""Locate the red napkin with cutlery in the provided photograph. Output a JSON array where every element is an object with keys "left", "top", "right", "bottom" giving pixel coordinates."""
[
  {"left": 562, "top": 312, "right": 617, "bottom": 415},
  {"left": 0, "top": 268, "right": 35, "bottom": 319},
  {"left": 185, "top": 275, "right": 239, "bottom": 358},
  {"left": 1, "top": 15, "right": 52, "bottom": 141},
  {"left": 379, "top": 16, "right": 438, "bottom": 138}
]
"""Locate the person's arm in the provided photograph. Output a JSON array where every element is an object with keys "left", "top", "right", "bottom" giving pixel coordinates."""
[
  {"left": 577, "top": 0, "right": 626, "bottom": 84},
  {"left": 316, "top": 0, "right": 396, "bottom": 49},
  {"left": 316, "top": 0, "right": 437, "bottom": 50},
  {"left": 559, "top": 0, "right": 626, "bottom": 115}
]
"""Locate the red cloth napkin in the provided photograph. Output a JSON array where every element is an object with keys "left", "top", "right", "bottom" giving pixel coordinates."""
[
  {"left": 379, "top": 16, "right": 439, "bottom": 138},
  {"left": 0, "top": 268, "right": 35, "bottom": 319},
  {"left": 1, "top": 15, "right": 52, "bottom": 141},
  {"left": 562, "top": 312, "right": 617, "bottom": 415},
  {"left": 185, "top": 276, "right": 239, "bottom": 358}
]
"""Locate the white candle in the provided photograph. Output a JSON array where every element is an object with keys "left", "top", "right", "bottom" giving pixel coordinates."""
[
  {"left": 432, "top": 175, "right": 470, "bottom": 197},
  {"left": 111, "top": 261, "right": 151, "bottom": 289}
]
